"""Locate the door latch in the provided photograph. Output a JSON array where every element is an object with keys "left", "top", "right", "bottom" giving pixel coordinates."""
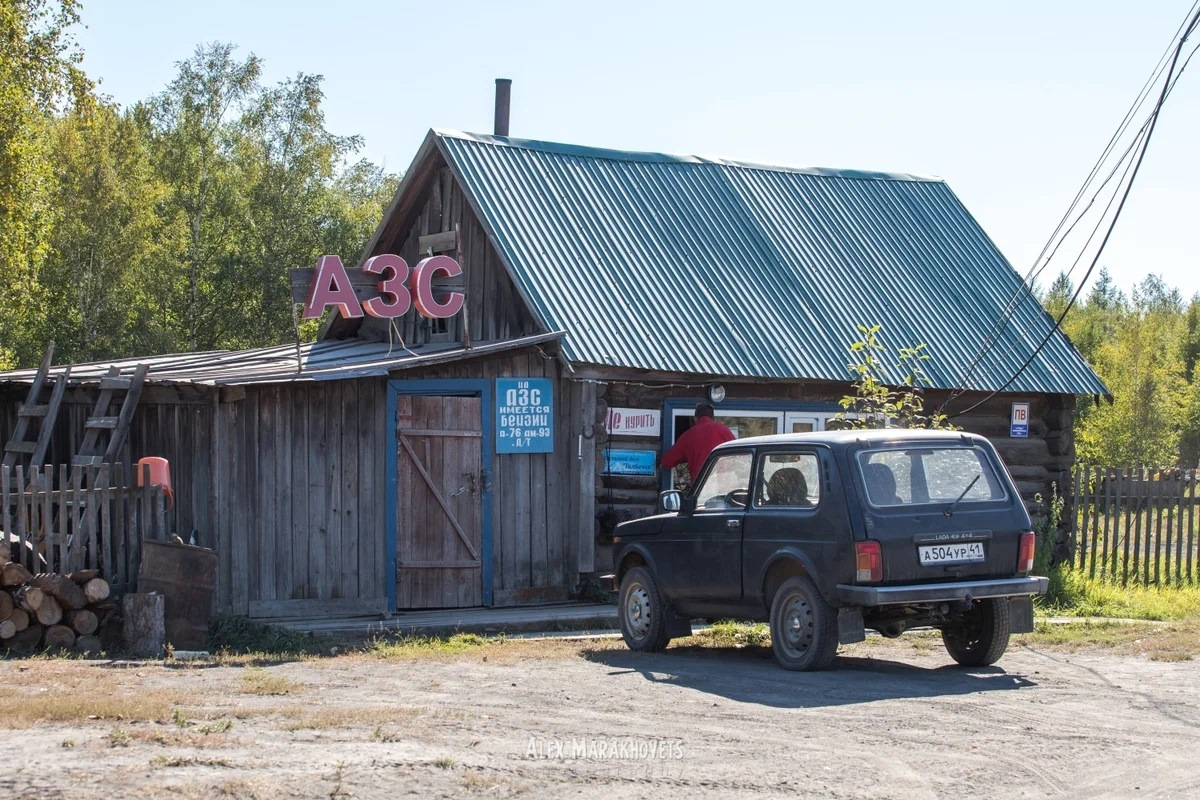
[{"left": 727, "top": 519, "right": 741, "bottom": 528}]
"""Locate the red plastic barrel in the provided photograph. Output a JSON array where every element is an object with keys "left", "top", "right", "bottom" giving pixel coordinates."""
[{"left": 136, "top": 456, "right": 174, "bottom": 511}]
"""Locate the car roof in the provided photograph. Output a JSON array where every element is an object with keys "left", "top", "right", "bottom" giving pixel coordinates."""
[{"left": 712, "top": 428, "right": 986, "bottom": 451}]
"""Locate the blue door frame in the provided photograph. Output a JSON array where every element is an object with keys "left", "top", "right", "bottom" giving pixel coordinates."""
[{"left": 387, "top": 379, "right": 495, "bottom": 611}]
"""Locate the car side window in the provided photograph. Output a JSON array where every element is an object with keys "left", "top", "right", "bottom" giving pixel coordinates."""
[
  {"left": 755, "top": 452, "right": 821, "bottom": 507},
  {"left": 693, "top": 453, "right": 753, "bottom": 510}
]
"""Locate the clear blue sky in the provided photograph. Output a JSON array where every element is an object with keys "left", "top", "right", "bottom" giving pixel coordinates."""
[{"left": 75, "top": 0, "right": 1200, "bottom": 300}]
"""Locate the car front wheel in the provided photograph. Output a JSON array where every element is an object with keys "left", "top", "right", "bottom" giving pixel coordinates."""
[
  {"left": 769, "top": 575, "right": 838, "bottom": 671},
  {"left": 618, "top": 566, "right": 672, "bottom": 652},
  {"left": 942, "top": 598, "right": 1011, "bottom": 667}
]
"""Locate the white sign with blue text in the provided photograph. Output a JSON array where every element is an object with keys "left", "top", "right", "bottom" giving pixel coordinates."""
[
  {"left": 1010, "top": 402, "right": 1030, "bottom": 438},
  {"left": 496, "top": 378, "right": 554, "bottom": 453}
]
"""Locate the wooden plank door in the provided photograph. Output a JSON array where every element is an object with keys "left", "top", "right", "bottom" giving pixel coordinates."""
[{"left": 396, "top": 395, "right": 484, "bottom": 608}]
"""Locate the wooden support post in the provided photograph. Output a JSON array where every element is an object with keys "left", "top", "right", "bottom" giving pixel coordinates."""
[{"left": 577, "top": 381, "right": 596, "bottom": 574}]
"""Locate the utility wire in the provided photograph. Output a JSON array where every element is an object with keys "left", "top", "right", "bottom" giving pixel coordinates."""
[
  {"left": 947, "top": 6, "right": 1200, "bottom": 419},
  {"left": 947, "top": 0, "right": 1200, "bottom": 400}
]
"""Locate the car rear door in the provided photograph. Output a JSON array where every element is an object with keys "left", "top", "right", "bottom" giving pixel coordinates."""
[{"left": 853, "top": 442, "right": 1030, "bottom": 584}]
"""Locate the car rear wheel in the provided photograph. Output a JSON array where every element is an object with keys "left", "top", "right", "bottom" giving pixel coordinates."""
[
  {"left": 942, "top": 598, "right": 1011, "bottom": 667},
  {"left": 618, "top": 566, "right": 672, "bottom": 652},
  {"left": 769, "top": 575, "right": 838, "bottom": 671}
]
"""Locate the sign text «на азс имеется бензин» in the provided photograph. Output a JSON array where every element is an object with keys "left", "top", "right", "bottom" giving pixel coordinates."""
[{"left": 496, "top": 378, "right": 554, "bottom": 453}]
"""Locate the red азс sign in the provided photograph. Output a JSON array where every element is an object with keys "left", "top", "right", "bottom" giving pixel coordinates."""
[{"left": 301, "top": 254, "right": 465, "bottom": 320}]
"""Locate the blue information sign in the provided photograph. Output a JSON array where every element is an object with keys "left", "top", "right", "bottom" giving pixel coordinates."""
[
  {"left": 602, "top": 449, "right": 658, "bottom": 476},
  {"left": 496, "top": 378, "right": 554, "bottom": 453},
  {"left": 1010, "top": 402, "right": 1030, "bottom": 438}
]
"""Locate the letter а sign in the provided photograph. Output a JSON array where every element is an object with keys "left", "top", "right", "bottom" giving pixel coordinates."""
[{"left": 300, "top": 254, "right": 465, "bottom": 320}]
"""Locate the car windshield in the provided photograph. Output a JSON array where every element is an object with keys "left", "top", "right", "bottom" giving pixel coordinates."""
[{"left": 856, "top": 446, "right": 1007, "bottom": 507}]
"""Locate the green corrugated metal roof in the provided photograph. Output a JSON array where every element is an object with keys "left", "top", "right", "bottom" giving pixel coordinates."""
[{"left": 434, "top": 129, "right": 1107, "bottom": 395}]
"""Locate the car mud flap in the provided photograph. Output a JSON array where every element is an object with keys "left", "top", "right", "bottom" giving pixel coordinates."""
[
  {"left": 666, "top": 613, "right": 693, "bottom": 639},
  {"left": 1008, "top": 596, "right": 1035, "bottom": 633},
  {"left": 837, "top": 607, "right": 865, "bottom": 644}
]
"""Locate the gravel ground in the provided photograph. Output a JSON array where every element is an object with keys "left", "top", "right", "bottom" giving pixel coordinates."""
[{"left": 3, "top": 636, "right": 1199, "bottom": 799}]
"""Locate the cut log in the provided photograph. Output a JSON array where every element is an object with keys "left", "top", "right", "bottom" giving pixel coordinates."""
[
  {"left": 83, "top": 577, "right": 110, "bottom": 604},
  {"left": 35, "top": 595, "right": 63, "bottom": 627},
  {"left": 7, "top": 607, "right": 29, "bottom": 632},
  {"left": 12, "top": 585, "right": 44, "bottom": 612},
  {"left": 74, "top": 634, "right": 102, "bottom": 655},
  {"left": 67, "top": 569, "right": 100, "bottom": 584},
  {"left": 6, "top": 624, "right": 41, "bottom": 652},
  {"left": 67, "top": 608, "right": 98, "bottom": 636},
  {"left": 44, "top": 624, "right": 75, "bottom": 650},
  {"left": 32, "top": 573, "right": 88, "bottom": 610},
  {"left": 0, "top": 541, "right": 9, "bottom": 563},
  {"left": 0, "top": 590, "right": 11, "bottom": 620},
  {"left": 122, "top": 592, "right": 165, "bottom": 658},
  {"left": 1, "top": 561, "right": 33, "bottom": 586},
  {"left": 0, "top": 619, "right": 14, "bottom": 639}
]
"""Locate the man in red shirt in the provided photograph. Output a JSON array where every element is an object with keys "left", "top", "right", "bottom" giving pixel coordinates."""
[{"left": 661, "top": 402, "right": 736, "bottom": 484}]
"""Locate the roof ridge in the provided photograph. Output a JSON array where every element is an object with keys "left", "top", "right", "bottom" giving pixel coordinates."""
[{"left": 433, "top": 128, "right": 943, "bottom": 183}]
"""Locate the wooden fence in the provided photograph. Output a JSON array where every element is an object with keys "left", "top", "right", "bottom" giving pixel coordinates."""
[
  {"left": 1073, "top": 465, "right": 1198, "bottom": 585},
  {"left": 1, "top": 464, "right": 167, "bottom": 592}
]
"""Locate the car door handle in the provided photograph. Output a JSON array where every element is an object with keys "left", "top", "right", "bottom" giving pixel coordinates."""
[{"left": 727, "top": 519, "right": 741, "bottom": 528}]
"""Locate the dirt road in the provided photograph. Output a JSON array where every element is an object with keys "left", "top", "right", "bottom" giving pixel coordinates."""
[{"left": 3, "top": 636, "right": 1199, "bottom": 799}]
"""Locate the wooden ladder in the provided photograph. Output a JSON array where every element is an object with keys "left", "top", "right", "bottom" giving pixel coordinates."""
[
  {"left": 2, "top": 342, "right": 71, "bottom": 471},
  {"left": 71, "top": 364, "right": 149, "bottom": 470}
]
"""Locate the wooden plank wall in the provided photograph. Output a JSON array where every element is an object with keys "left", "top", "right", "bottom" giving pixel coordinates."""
[
  {"left": 240, "top": 379, "right": 388, "bottom": 619},
  {"left": 357, "top": 165, "right": 541, "bottom": 348},
  {"left": 403, "top": 349, "right": 575, "bottom": 605}
]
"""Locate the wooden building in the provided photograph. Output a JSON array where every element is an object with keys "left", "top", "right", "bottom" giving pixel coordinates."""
[{"left": 0, "top": 93, "right": 1106, "bottom": 621}]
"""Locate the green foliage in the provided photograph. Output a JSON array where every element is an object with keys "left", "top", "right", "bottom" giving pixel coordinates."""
[
  {"left": 206, "top": 613, "right": 325, "bottom": 656},
  {"left": 1037, "top": 567, "right": 1200, "bottom": 620},
  {"left": 833, "top": 324, "right": 957, "bottom": 430},
  {"left": 1, "top": 23, "right": 398, "bottom": 368},
  {"left": 1056, "top": 272, "right": 1195, "bottom": 467},
  {"left": 1030, "top": 482, "right": 1064, "bottom": 575}
]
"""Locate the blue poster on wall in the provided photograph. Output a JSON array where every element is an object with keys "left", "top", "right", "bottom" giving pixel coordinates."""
[
  {"left": 602, "top": 449, "right": 658, "bottom": 476},
  {"left": 496, "top": 378, "right": 554, "bottom": 453}
]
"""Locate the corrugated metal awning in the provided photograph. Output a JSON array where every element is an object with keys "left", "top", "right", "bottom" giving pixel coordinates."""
[{"left": 0, "top": 333, "right": 565, "bottom": 388}]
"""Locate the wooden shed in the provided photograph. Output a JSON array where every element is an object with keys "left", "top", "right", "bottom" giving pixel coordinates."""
[{"left": 0, "top": 122, "right": 1106, "bottom": 622}]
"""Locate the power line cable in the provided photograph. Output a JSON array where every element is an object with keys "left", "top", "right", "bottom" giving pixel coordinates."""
[
  {"left": 947, "top": 6, "right": 1200, "bottom": 419},
  {"left": 947, "top": 0, "right": 1200, "bottom": 399}
]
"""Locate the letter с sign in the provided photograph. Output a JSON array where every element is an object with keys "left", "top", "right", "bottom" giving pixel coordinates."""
[{"left": 299, "top": 254, "right": 465, "bottom": 320}]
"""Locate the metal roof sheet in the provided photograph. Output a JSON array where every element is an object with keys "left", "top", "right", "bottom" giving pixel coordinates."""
[
  {"left": 0, "top": 333, "right": 564, "bottom": 388},
  {"left": 435, "top": 130, "right": 1107, "bottom": 396}
]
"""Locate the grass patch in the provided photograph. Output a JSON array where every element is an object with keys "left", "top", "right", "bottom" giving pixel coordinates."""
[
  {"left": 207, "top": 614, "right": 329, "bottom": 657},
  {"left": 238, "top": 666, "right": 303, "bottom": 696},
  {"left": 364, "top": 632, "right": 495, "bottom": 659},
  {"left": 700, "top": 620, "right": 770, "bottom": 648},
  {"left": 1038, "top": 568, "right": 1200, "bottom": 620},
  {"left": 0, "top": 690, "right": 184, "bottom": 728},
  {"left": 279, "top": 705, "right": 429, "bottom": 731},
  {"left": 1017, "top": 618, "right": 1199, "bottom": 661},
  {"left": 106, "top": 728, "right": 132, "bottom": 747}
]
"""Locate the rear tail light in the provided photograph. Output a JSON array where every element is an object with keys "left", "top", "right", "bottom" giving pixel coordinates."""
[
  {"left": 1018, "top": 532, "right": 1036, "bottom": 573},
  {"left": 855, "top": 540, "right": 882, "bottom": 583}
]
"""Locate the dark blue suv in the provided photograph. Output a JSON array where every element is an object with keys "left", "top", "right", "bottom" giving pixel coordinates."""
[{"left": 609, "top": 429, "right": 1048, "bottom": 671}]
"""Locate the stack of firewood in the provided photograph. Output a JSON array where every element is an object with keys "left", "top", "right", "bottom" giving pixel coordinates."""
[{"left": 1, "top": 560, "right": 113, "bottom": 654}]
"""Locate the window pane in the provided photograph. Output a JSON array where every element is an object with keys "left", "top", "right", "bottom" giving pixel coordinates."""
[
  {"left": 717, "top": 414, "right": 779, "bottom": 439},
  {"left": 859, "top": 450, "right": 913, "bottom": 505},
  {"left": 922, "top": 448, "right": 1006, "bottom": 501},
  {"left": 694, "top": 453, "right": 754, "bottom": 510},
  {"left": 857, "top": 447, "right": 1005, "bottom": 506},
  {"left": 756, "top": 453, "right": 820, "bottom": 507}
]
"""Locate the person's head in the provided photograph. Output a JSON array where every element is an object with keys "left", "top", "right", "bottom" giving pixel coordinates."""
[{"left": 694, "top": 402, "right": 715, "bottom": 419}]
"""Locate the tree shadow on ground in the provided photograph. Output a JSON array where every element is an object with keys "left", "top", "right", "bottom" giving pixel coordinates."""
[{"left": 582, "top": 644, "right": 1036, "bottom": 709}]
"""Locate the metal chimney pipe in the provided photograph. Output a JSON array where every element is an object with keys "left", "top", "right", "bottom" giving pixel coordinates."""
[{"left": 494, "top": 78, "right": 511, "bottom": 137}]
